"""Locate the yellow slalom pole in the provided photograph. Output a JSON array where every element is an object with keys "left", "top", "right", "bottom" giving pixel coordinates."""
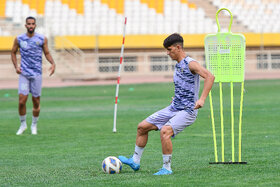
[
  {"left": 239, "top": 81, "right": 244, "bottom": 162},
  {"left": 230, "top": 81, "right": 235, "bottom": 162},
  {"left": 219, "top": 82, "right": 224, "bottom": 162},
  {"left": 209, "top": 91, "right": 218, "bottom": 162}
]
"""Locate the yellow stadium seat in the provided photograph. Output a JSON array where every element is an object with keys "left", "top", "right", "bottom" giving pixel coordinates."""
[
  {"left": 21, "top": 0, "right": 28, "bottom": 5},
  {"left": 69, "top": 0, "right": 76, "bottom": 10},
  {"left": 38, "top": 0, "right": 46, "bottom": 15},
  {"left": 101, "top": 0, "right": 108, "bottom": 5},
  {"left": 108, "top": 0, "right": 116, "bottom": 9},
  {"left": 0, "top": 0, "right": 6, "bottom": 17},
  {"left": 140, "top": 0, "right": 164, "bottom": 14},
  {"left": 77, "top": 0, "right": 84, "bottom": 14},
  {"left": 188, "top": 3, "right": 196, "bottom": 9},
  {"left": 156, "top": 0, "right": 164, "bottom": 14},
  {"left": 116, "top": 0, "right": 124, "bottom": 14},
  {"left": 61, "top": 0, "right": 68, "bottom": 5},
  {"left": 29, "top": 0, "right": 37, "bottom": 10}
]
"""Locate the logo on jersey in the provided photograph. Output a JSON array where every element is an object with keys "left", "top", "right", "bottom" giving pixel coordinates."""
[
  {"left": 176, "top": 67, "right": 184, "bottom": 73},
  {"left": 36, "top": 41, "right": 41, "bottom": 46},
  {"left": 20, "top": 41, "right": 28, "bottom": 49}
]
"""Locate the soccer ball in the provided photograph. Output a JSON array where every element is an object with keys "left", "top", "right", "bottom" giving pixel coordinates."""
[{"left": 102, "top": 156, "right": 122, "bottom": 174}]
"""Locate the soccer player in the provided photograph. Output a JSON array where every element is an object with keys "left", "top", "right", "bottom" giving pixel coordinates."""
[
  {"left": 118, "top": 33, "right": 215, "bottom": 175},
  {"left": 11, "top": 16, "right": 56, "bottom": 135}
]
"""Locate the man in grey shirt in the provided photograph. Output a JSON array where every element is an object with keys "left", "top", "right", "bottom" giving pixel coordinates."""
[{"left": 119, "top": 33, "right": 215, "bottom": 175}]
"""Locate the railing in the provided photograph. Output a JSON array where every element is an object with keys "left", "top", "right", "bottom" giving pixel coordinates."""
[
  {"left": 1, "top": 50, "right": 280, "bottom": 81},
  {"left": 45, "top": 35, "right": 86, "bottom": 78},
  {"left": 52, "top": 36, "right": 85, "bottom": 76}
]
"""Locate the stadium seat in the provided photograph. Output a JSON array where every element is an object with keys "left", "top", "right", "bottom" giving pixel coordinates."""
[
  {"left": 1, "top": 0, "right": 279, "bottom": 36},
  {"left": 5, "top": 0, "right": 13, "bottom": 18}
]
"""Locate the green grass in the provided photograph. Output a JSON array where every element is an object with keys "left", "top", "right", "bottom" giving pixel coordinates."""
[{"left": 0, "top": 79, "right": 279, "bottom": 186}]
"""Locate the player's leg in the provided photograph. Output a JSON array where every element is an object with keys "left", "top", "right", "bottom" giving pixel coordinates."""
[
  {"left": 19, "top": 94, "right": 28, "bottom": 116},
  {"left": 31, "top": 96, "right": 40, "bottom": 135},
  {"left": 16, "top": 94, "right": 29, "bottom": 135},
  {"left": 32, "top": 96, "right": 40, "bottom": 117},
  {"left": 30, "top": 75, "right": 42, "bottom": 135},
  {"left": 119, "top": 105, "right": 173, "bottom": 171},
  {"left": 160, "top": 125, "right": 174, "bottom": 154},
  {"left": 16, "top": 75, "right": 30, "bottom": 135},
  {"left": 154, "top": 110, "right": 197, "bottom": 175},
  {"left": 136, "top": 120, "right": 158, "bottom": 147},
  {"left": 161, "top": 126, "right": 173, "bottom": 172},
  {"left": 153, "top": 125, "right": 174, "bottom": 175},
  {"left": 133, "top": 120, "right": 158, "bottom": 163},
  {"left": 119, "top": 120, "right": 157, "bottom": 171}
]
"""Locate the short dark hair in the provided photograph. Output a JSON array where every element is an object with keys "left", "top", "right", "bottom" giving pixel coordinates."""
[
  {"left": 26, "top": 16, "right": 36, "bottom": 23},
  {"left": 163, "top": 33, "right": 184, "bottom": 48}
]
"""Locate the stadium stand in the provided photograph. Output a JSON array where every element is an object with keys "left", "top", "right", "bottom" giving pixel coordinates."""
[
  {"left": 213, "top": 0, "right": 280, "bottom": 33},
  {"left": 0, "top": 0, "right": 280, "bottom": 36},
  {"left": 0, "top": 0, "right": 217, "bottom": 36},
  {"left": 0, "top": 0, "right": 280, "bottom": 81}
]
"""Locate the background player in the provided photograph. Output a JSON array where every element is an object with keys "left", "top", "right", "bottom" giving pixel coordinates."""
[{"left": 11, "top": 16, "right": 56, "bottom": 135}]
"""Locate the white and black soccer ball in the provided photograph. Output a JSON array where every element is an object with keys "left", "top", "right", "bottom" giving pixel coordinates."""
[{"left": 102, "top": 156, "right": 122, "bottom": 174}]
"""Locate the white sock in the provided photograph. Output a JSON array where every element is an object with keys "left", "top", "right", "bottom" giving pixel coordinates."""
[
  {"left": 132, "top": 145, "right": 144, "bottom": 164},
  {"left": 20, "top": 115, "right": 27, "bottom": 126},
  {"left": 32, "top": 116, "right": 39, "bottom": 126},
  {"left": 162, "top": 154, "right": 172, "bottom": 171}
]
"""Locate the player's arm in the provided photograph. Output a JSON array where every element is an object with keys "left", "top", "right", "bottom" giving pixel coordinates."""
[
  {"left": 43, "top": 37, "right": 56, "bottom": 76},
  {"left": 189, "top": 61, "right": 215, "bottom": 109},
  {"left": 11, "top": 38, "right": 21, "bottom": 74}
]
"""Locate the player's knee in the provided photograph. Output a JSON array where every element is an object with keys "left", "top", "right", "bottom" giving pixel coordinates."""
[
  {"left": 33, "top": 102, "right": 40, "bottom": 109},
  {"left": 32, "top": 98, "right": 40, "bottom": 109},
  {"left": 33, "top": 105, "right": 40, "bottom": 111},
  {"left": 137, "top": 122, "right": 145, "bottom": 134},
  {"left": 19, "top": 99, "right": 26, "bottom": 108},
  {"left": 137, "top": 121, "right": 149, "bottom": 134},
  {"left": 160, "top": 126, "right": 173, "bottom": 140}
]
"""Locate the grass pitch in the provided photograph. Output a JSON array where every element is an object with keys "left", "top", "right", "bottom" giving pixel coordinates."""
[{"left": 0, "top": 79, "right": 279, "bottom": 186}]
